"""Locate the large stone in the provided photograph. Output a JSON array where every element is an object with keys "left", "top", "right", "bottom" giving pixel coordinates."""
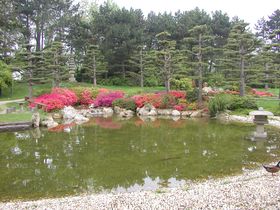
[
  {"left": 74, "top": 114, "right": 89, "bottom": 124},
  {"left": 32, "top": 112, "right": 40, "bottom": 128},
  {"left": 119, "top": 110, "right": 134, "bottom": 118},
  {"left": 103, "top": 107, "right": 114, "bottom": 116},
  {"left": 137, "top": 104, "right": 157, "bottom": 116},
  {"left": 157, "top": 109, "right": 172, "bottom": 115},
  {"left": 62, "top": 106, "right": 78, "bottom": 119},
  {"left": 41, "top": 116, "right": 58, "bottom": 128},
  {"left": 191, "top": 110, "right": 203, "bottom": 118},
  {"left": 181, "top": 111, "right": 193, "bottom": 117},
  {"left": 114, "top": 106, "right": 122, "bottom": 114},
  {"left": 171, "top": 110, "right": 181, "bottom": 116}
]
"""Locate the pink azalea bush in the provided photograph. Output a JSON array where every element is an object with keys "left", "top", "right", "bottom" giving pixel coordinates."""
[{"left": 94, "top": 91, "right": 125, "bottom": 107}]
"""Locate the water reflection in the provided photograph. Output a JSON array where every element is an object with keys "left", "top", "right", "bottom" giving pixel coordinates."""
[{"left": 0, "top": 117, "right": 279, "bottom": 201}]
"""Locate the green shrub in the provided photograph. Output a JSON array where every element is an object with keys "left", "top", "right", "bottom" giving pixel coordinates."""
[
  {"left": 112, "top": 98, "right": 136, "bottom": 111},
  {"left": 208, "top": 94, "right": 233, "bottom": 117},
  {"left": 171, "top": 78, "right": 193, "bottom": 91},
  {"left": 144, "top": 76, "right": 159, "bottom": 87},
  {"left": 186, "top": 88, "right": 199, "bottom": 103},
  {"left": 208, "top": 94, "right": 257, "bottom": 117},
  {"left": 228, "top": 96, "right": 257, "bottom": 110}
]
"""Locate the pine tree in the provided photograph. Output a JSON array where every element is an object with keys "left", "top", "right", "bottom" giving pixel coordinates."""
[
  {"left": 44, "top": 41, "right": 67, "bottom": 87},
  {"left": 184, "top": 25, "right": 214, "bottom": 107},
  {"left": 82, "top": 44, "right": 107, "bottom": 87},
  {"left": 224, "top": 22, "right": 258, "bottom": 96},
  {"left": 155, "top": 31, "right": 183, "bottom": 92}
]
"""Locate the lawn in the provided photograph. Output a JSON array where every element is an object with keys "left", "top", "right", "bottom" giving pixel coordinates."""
[
  {"left": 0, "top": 82, "right": 165, "bottom": 101},
  {"left": 0, "top": 112, "right": 33, "bottom": 123}
]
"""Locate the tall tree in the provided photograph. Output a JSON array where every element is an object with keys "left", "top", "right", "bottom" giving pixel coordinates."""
[
  {"left": 185, "top": 25, "right": 214, "bottom": 107},
  {"left": 155, "top": 31, "right": 183, "bottom": 92},
  {"left": 82, "top": 44, "right": 107, "bottom": 86},
  {"left": 44, "top": 41, "right": 67, "bottom": 87},
  {"left": 225, "top": 22, "right": 258, "bottom": 96}
]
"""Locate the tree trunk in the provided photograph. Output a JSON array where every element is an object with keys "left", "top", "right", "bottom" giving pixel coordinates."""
[
  {"left": 122, "top": 61, "right": 126, "bottom": 79},
  {"left": 93, "top": 52, "right": 97, "bottom": 87},
  {"left": 35, "top": 20, "right": 41, "bottom": 51},
  {"left": 265, "top": 63, "right": 269, "bottom": 90},
  {"left": 198, "top": 33, "right": 203, "bottom": 108},
  {"left": 239, "top": 45, "right": 245, "bottom": 97},
  {"left": 140, "top": 48, "right": 144, "bottom": 88},
  {"left": 0, "top": 88, "right": 2, "bottom": 97}
]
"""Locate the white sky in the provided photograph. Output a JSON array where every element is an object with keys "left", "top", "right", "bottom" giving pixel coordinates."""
[{"left": 93, "top": 0, "right": 279, "bottom": 29}]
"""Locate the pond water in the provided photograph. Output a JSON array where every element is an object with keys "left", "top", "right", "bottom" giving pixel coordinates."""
[{"left": 0, "top": 117, "right": 280, "bottom": 201}]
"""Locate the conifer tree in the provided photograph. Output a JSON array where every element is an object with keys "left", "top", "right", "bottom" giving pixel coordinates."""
[
  {"left": 82, "top": 44, "right": 107, "bottom": 87},
  {"left": 225, "top": 22, "right": 258, "bottom": 96},
  {"left": 44, "top": 41, "right": 67, "bottom": 87},
  {"left": 184, "top": 25, "right": 214, "bottom": 107},
  {"left": 155, "top": 31, "right": 183, "bottom": 92}
]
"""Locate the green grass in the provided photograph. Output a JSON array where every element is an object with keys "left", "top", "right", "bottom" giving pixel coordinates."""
[
  {"left": 0, "top": 82, "right": 165, "bottom": 101},
  {"left": 0, "top": 112, "right": 33, "bottom": 123}
]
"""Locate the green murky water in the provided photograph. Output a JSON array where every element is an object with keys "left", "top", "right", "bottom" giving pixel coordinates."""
[{"left": 0, "top": 117, "right": 279, "bottom": 201}]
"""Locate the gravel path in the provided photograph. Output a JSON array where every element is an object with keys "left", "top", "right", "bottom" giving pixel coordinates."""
[
  {"left": 1, "top": 166, "right": 280, "bottom": 210},
  {"left": 0, "top": 99, "right": 24, "bottom": 105}
]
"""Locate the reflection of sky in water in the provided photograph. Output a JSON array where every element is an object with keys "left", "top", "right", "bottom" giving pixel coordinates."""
[
  {"left": 11, "top": 146, "right": 22, "bottom": 155},
  {"left": 15, "top": 132, "right": 30, "bottom": 140},
  {"left": 112, "top": 176, "right": 186, "bottom": 193}
]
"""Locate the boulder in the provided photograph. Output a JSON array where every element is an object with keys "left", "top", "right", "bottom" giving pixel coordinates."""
[
  {"left": 181, "top": 111, "right": 193, "bottom": 117},
  {"left": 103, "top": 107, "right": 114, "bottom": 116},
  {"left": 114, "top": 106, "right": 122, "bottom": 114},
  {"left": 137, "top": 104, "right": 157, "bottom": 116},
  {"left": 191, "top": 110, "right": 203, "bottom": 118},
  {"left": 62, "top": 106, "right": 78, "bottom": 119},
  {"left": 32, "top": 112, "right": 40, "bottom": 128},
  {"left": 119, "top": 110, "right": 134, "bottom": 118},
  {"left": 41, "top": 116, "right": 58, "bottom": 128},
  {"left": 74, "top": 114, "right": 89, "bottom": 124},
  {"left": 171, "top": 110, "right": 181, "bottom": 116},
  {"left": 157, "top": 109, "right": 172, "bottom": 115}
]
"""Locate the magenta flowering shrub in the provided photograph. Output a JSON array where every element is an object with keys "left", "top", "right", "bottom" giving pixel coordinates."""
[
  {"left": 33, "top": 88, "right": 78, "bottom": 112},
  {"left": 94, "top": 91, "right": 125, "bottom": 107}
]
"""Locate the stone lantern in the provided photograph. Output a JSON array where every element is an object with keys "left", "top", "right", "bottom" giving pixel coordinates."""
[{"left": 249, "top": 107, "right": 273, "bottom": 138}]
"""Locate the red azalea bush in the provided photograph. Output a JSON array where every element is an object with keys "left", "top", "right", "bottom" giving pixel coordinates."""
[
  {"left": 132, "top": 94, "right": 162, "bottom": 108},
  {"left": 51, "top": 88, "right": 78, "bottom": 105},
  {"left": 173, "top": 104, "right": 186, "bottom": 111},
  {"left": 169, "top": 91, "right": 186, "bottom": 99},
  {"left": 33, "top": 88, "right": 78, "bottom": 112},
  {"left": 251, "top": 89, "right": 273, "bottom": 97},
  {"left": 94, "top": 91, "right": 125, "bottom": 107},
  {"left": 80, "top": 89, "right": 95, "bottom": 105}
]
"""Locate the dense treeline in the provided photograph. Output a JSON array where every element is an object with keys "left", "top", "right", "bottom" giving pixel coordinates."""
[{"left": 0, "top": 0, "right": 279, "bottom": 98}]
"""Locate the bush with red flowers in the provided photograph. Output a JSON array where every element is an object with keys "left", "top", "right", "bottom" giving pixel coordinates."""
[
  {"left": 251, "top": 89, "right": 274, "bottom": 97},
  {"left": 32, "top": 88, "right": 78, "bottom": 112}
]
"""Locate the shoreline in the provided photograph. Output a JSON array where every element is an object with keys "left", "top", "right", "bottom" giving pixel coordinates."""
[{"left": 1, "top": 166, "right": 279, "bottom": 209}]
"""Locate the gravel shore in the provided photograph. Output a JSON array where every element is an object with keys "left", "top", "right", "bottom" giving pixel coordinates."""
[{"left": 1, "top": 165, "right": 280, "bottom": 210}]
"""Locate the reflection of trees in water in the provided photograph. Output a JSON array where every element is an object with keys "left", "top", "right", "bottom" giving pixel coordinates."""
[{"left": 0, "top": 119, "right": 279, "bottom": 200}]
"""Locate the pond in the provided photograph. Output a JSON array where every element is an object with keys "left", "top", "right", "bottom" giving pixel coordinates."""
[{"left": 0, "top": 117, "right": 279, "bottom": 201}]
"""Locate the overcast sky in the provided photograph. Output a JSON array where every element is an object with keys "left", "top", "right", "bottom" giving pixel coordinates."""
[{"left": 93, "top": 0, "right": 279, "bottom": 29}]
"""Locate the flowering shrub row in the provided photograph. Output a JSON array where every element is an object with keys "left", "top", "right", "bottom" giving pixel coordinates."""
[
  {"left": 33, "top": 88, "right": 193, "bottom": 112},
  {"left": 251, "top": 89, "right": 274, "bottom": 97}
]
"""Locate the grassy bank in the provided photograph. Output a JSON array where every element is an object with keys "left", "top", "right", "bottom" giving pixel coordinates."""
[{"left": 0, "top": 112, "right": 33, "bottom": 123}]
